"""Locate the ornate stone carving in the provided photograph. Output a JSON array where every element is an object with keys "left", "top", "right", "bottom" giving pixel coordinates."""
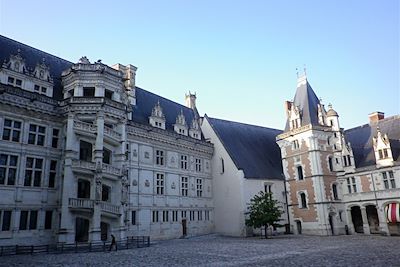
[
  {"left": 171, "top": 182, "right": 176, "bottom": 189},
  {"left": 145, "top": 179, "right": 150, "bottom": 187},
  {"left": 95, "top": 176, "right": 102, "bottom": 201},
  {"left": 132, "top": 179, "right": 138, "bottom": 186}
]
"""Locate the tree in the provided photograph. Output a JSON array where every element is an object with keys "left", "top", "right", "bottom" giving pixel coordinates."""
[{"left": 245, "top": 191, "right": 284, "bottom": 239}]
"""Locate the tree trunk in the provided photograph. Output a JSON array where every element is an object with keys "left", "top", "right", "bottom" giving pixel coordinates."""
[{"left": 265, "top": 224, "right": 268, "bottom": 239}]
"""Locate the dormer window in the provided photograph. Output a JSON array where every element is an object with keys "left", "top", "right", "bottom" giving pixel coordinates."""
[
  {"left": 83, "top": 87, "right": 95, "bottom": 97},
  {"left": 378, "top": 148, "right": 389, "bottom": 159},
  {"left": 149, "top": 101, "right": 166, "bottom": 130},
  {"left": 7, "top": 76, "right": 22, "bottom": 88}
]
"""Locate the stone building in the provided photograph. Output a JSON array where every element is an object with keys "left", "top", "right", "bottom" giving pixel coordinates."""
[
  {"left": 0, "top": 35, "right": 213, "bottom": 245},
  {"left": 201, "top": 116, "right": 288, "bottom": 237},
  {"left": 276, "top": 72, "right": 400, "bottom": 236},
  {"left": 0, "top": 35, "right": 398, "bottom": 247}
]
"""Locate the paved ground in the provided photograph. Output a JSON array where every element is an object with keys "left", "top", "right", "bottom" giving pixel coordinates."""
[{"left": 1, "top": 234, "right": 399, "bottom": 267}]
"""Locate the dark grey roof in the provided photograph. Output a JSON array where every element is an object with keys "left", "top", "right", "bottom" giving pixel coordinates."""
[
  {"left": 344, "top": 116, "right": 400, "bottom": 168},
  {"left": 132, "top": 87, "right": 198, "bottom": 134},
  {"left": 285, "top": 79, "right": 321, "bottom": 131},
  {"left": 0, "top": 35, "right": 73, "bottom": 100},
  {"left": 206, "top": 116, "right": 284, "bottom": 179}
]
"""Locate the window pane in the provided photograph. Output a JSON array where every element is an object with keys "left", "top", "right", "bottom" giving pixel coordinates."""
[
  {"left": 29, "top": 211, "right": 38, "bottom": 229},
  {"left": 4, "top": 119, "right": 12, "bottom": 127},
  {"left": 13, "top": 121, "right": 21, "bottom": 129},
  {"left": 2, "top": 211, "right": 11, "bottom": 231},
  {"left": 0, "top": 155, "right": 7, "bottom": 165},
  {"left": 38, "top": 126, "right": 45, "bottom": 133},
  {"left": 28, "top": 133, "right": 35, "bottom": 144},
  {"left": 37, "top": 135, "right": 45, "bottom": 146},
  {"left": 0, "top": 168, "right": 5, "bottom": 184},
  {"left": 45, "top": 211, "right": 52, "bottom": 229},
  {"left": 24, "top": 170, "right": 32, "bottom": 186},
  {"left": 29, "top": 125, "right": 36, "bottom": 132},
  {"left": 9, "top": 156, "right": 18, "bottom": 166},
  {"left": 12, "top": 130, "right": 20, "bottom": 142},
  {"left": 35, "top": 159, "right": 43, "bottom": 169},
  {"left": 26, "top": 157, "right": 33, "bottom": 168},
  {"left": 7, "top": 168, "right": 16, "bottom": 185},
  {"left": 2, "top": 129, "right": 10, "bottom": 140},
  {"left": 50, "top": 160, "right": 57, "bottom": 170},
  {"left": 19, "top": 211, "right": 28, "bottom": 230},
  {"left": 33, "top": 171, "right": 41, "bottom": 187}
]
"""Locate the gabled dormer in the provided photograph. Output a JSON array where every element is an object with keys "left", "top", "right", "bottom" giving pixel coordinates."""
[
  {"left": 8, "top": 49, "right": 27, "bottom": 74},
  {"left": 174, "top": 110, "right": 188, "bottom": 136},
  {"left": 189, "top": 118, "right": 201, "bottom": 140},
  {"left": 33, "top": 59, "right": 52, "bottom": 83},
  {"left": 373, "top": 128, "right": 394, "bottom": 167},
  {"left": 0, "top": 49, "right": 54, "bottom": 97},
  {"left": 149, "top": 101, "right": 166, "bottom": 129},
  {"left": 341, "top": 137, "right": 355, "bottom": 172}
]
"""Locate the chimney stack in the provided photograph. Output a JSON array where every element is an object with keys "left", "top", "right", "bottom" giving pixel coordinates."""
[
  {"left": 185, "top": 91, "right": 197, "bottom": 110},
  {"left": 368, "top": 111, "right": 384, "bottom": 124}
]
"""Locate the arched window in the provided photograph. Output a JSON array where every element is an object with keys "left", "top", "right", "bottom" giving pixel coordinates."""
[
  {"left": 332, "top": 184, "right": 338, "bottom": 200},
  {"left": 300, "top": 192, "right": 307, "bottom": 208},
  {"left": 297, "top": 166, "right": 304, "bottom": 180},
  {"left": 328, "top": 157, "right": 334, "bottom": 172}
]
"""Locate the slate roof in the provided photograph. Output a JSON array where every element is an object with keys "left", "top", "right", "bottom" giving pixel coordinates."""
[
  {"left": 344, "top": 115, "right": 400, "bottom": 168},
  {"left": 0, "top": 35, "right": 198, "bottom": 134},
  {"left": 285, "top": 78, "right": 321, "bottom": 131},
  {"left": 0, "top": 35, "right": 73, "bottom": 100},
  {"left": 206, "top": 116, "right": 284, "bottom": 179},
  {"left": 132, "top": 87, "right": 199, "bottom": 134}
]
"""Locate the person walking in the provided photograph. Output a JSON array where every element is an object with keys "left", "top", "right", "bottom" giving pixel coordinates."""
[{"left": 109, "top": 234, "right": 117, "bottom": 251}]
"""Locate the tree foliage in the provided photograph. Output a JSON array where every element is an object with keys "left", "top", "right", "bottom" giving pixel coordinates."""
[{"left": 245, "top": 191, "right": 284, "bottom": 238}]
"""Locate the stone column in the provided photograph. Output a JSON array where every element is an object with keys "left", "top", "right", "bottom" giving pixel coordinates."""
[
  {"left": 377, "top": 206, "right": 390, "bottom": 236},
  {"left": 91, "top": 111, "right": 104, "bottom": 242},
  {"left": 346, "top": 209, "right": 354, "bottom": 234},
  {"left": 58, "top": 113, "right": 78, "bottom": 244},
  {"left": 360, "top": 207, "right": 370, "bottom": 235}
]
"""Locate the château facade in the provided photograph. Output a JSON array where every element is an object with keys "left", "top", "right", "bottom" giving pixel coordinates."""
[
  {"left": 276, "top": 72, "right": 400, "bottom": 236},
  {"left": 0, "top": 35, "right": 399, "bottom": 246}
]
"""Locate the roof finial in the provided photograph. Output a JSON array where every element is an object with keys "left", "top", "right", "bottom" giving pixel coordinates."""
[
  {"left": 296, "top": 68, "right": 299, "bottom": 78},
  {"left": 328, "top": 103, "right": 332, "bottom": 109},
  {"left": 303, "top": 64, "right": 307, "bottom": 76}
]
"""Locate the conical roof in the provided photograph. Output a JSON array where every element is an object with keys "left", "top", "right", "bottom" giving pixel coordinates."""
[{"left": 284, "top": 76, "right": 321, "bottom": 131}]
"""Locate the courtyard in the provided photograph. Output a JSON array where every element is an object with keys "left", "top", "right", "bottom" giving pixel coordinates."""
[{"left": 1, "top": 234, "right": 399, "bottom": 267}]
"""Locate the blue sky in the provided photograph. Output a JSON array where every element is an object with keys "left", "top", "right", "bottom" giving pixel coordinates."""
[{"left": 0, "top": 0, "right": 398, "bottom": 129}]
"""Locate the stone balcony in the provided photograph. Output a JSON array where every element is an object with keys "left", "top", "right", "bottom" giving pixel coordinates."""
[
  {"left": 68, "top": 198, "right": 121, "bottom": 217},
  {"left": 102, "top": 163, "right": 122, "bottom": 180},
  {"left": 68, "top": 198, "right": 94, "bottom": 211},
  {"left": 104, "top": 125, "right": 122, "bottom": 145},
  {"left": 73, "top": 120, "right": 97, "bottom": 137},
  {"left": 71, "top": 159, "right": 96, "bottom": 174}
]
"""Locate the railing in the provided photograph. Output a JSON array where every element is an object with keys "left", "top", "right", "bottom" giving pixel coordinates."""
[
  {"left": 0, "top": 236, "right": 150, "bottom": 257},
  {"left": 100, "top": 201, "right": 120, "bottom": 214},
  {"left": 68, "top": 97, "right": 126, "bottom": 110},
  {"left": 102, "top": 163, "right": 121, "bottom": 176},
  {"left": 73, "top": 121, "right": 97, "bottom": 133},
  {"left": 68, "top": 198, "right": 94, "bottom": 209},
  {"left": 104, "top": 126, "right": 122, "bottom": 140},
  {"left": 71, "top": 160, "right": 96, "bottom": 171}
]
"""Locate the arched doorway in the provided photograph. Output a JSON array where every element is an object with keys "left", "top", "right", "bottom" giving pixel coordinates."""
[
  {"left": 296, "top": 220, "right": 302, "bottom": 234},
  {"left": 351, "top": 206, "right": 364, "bottom": 233},
  {"left": 366, "top": 205, "right": 379, "bottom": 234}
]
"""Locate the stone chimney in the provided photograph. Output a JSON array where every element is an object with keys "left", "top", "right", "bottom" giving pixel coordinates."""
[
  {"left": 369, "top": 112, "right": 384, "bottom": 124},
  {"left": 185, "top": 91, "right": 197, "bottom": 110}
]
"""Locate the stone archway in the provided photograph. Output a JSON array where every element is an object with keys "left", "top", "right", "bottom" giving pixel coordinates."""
[
  {"left": 351, "top": 206, "right": 364, "bottom": 233},
  {"left": 366, "top": 205, "right": 379, "bottom": 234}
]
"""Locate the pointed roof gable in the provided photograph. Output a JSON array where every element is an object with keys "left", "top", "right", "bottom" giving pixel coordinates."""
[
  {"left": 285, "top": 76, "right": 321, "bottom": 131},
  {"left": 206, "top": 116, "right": 284, "bottom": 179}
]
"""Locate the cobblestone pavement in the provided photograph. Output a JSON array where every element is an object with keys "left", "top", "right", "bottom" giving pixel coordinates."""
[{"left": 2, "top": 234, "right": 399, "bottom": 267}]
